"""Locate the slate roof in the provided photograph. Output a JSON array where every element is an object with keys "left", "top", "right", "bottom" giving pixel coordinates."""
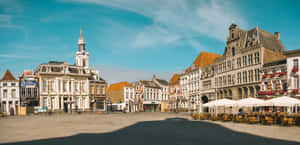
[
  {"left": 242, "top": 27, "right": 286, "bottom": 53},
  {"left": 156, "top": 78, "right": 169, "bottom": 86},
  {"left": 1, "top": 69, "right": 16, "bottom": 81},
  {"left": 139, "top": 80, "right": 161, "bottom": 88}
]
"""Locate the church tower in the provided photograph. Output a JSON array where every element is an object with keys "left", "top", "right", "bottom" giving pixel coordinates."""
[{"left": 75, "top": 27, "right": 89, "bottom": 68}]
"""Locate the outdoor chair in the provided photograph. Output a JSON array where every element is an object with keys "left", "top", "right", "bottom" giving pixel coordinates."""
[
  {"left": 248, "top": 114, "right": 259, "bottom": 124},
  {"left": 199, "top": 113, "right": 206, "bottom": 120},
  {"left": 265, "top": 116, "right": 275, "bottom": 125},
  {"left": 288, "top": 117, "right": 296, "bottom": 126},
  {"left": 222, "top": 114, "right": 231, "bottom": 122},
  {"left": 211, "top": 114, "right": 218, "bottom": 121}
]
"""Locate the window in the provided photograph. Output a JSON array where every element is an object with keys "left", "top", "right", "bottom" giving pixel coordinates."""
[
  {"left": 63, "top": 81, "right": 67, "bottom": 92},
  {"left": 242, "top": 56, "right": 247, "bottom": 66},
  {"left": 237, "top": 57, "right": 241, "bottom": 68},
  {"left": 232, "top": 47, "right": 235, "bottom": 56},
  {"left": 249, "top": 70, "right": 253, "bottom": 82},
  {"left": 219, "top": 64, "right": 222, "bottom": 73},
  {"left": 228, "top": 75, "right": 231, "bottom": 85},
  {"left": 223, "top": 76, "right": 226, "bottom": 86},
  {"left": 3, "top": 89, "right": 7, "bottom": 98},
  {"left": 102, "top": 86, "right": 105, "bottom": 95},
  {"left": 243, "top": 71, "right": 247, "bottom": 83},
  {"left": 237, "top": 72, "right": 241, "bottom": 84},
  {"left": 248, "top": 54, "right": 253, "bottom": 65},
  {"left": 3, "top": 83, "right": 7, "bottom": 87},
  {"left": 69, "top": 82, "right": 72, "bottom": 92},
  {"left": 223, "top": 63, "right": 226, "bottom": 72},
  {"left": 42, "top": 80, "right": 47, "bottom": 92},
  {"left": 82, "top": 82, "right": 86, "bottom": 93},
  {"left": 75, "top": 82, "right": 79, "bottom": 92},
  {"left": 215, "top": 78, "right": 218, "bottom": 88},
  {"left": 50, "top": 80, "right": 55, "bottom": 91},
  {"left": 11, "top": 83, "right": 16, "bottom": 86},
  {"left": 227, "top": 61, "right": 231, "bottom": 71},
  {"left": 255, "top": 69, "right": 260, "bottom": 81},
  {"left": 11, "top": 89, "right": 16, "bottom": 98},
  {"left": 232, "top": 33, "right": 234, "bottom": 39},
  {"left": 272, "top": 80, "right": 277, "bottom": 90},
  {"left": 293, "top": 59, "right": 299, "bottom": 68},
  {"left": 219, "top": 77, "right": 222, "bottom": 87},
  {"left": 294, "top": 76, "right": 299, "bottom": 89},
  {"left": 83, "top": 60, "right": 86, "bottom": 67},
  {"left": 96, "top": 86, "right": 100, "bottom": 94},
  {"left": 254, "top": 52, "right": 260, "bottom": 64}
]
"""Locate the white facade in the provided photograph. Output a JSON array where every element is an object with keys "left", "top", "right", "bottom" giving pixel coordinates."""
[
  {"left": 34, "top": 28, "right": 97, "bottom": 113},
  {"left": 287, "top": 54, "right": 300, "bottom": 93},
  {"left": 124, "top": 86, "right": 136, "bottom": 112},
  {"left": 38, "top": 71, "right": 90, "bottom": 112},
  {"left": 0, "top": 80, "right": 20, "bottom": 115},
  {"left": 180, "top": 67, "right": 201, "bottom": 110}
]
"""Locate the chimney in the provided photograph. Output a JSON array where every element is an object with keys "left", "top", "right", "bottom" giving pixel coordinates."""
[{"left": 274, "top": 32, "right": 280, "bottom": 40}]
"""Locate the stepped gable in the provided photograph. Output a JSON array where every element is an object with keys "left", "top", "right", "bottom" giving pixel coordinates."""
[
  {"left": 244, "top": 27, "right": 286, "bottom": 53},
  {"left": 1, "top": 69, "right": 16, "bottom": 81}
]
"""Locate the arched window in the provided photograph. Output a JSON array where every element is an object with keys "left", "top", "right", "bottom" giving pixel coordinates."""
[
  {"left": 83, "top": 59, "right": 86, "bottom": 67},
  {"left": 232, "top": 47, "right": 235, "bottom": 56}
]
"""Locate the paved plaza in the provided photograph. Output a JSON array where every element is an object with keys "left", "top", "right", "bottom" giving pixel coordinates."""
[{"left": 0, "top": 112, "right": 299, "bottom": 145}]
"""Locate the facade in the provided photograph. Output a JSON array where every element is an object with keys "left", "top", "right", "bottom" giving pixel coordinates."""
[
  {"left": 168, "top": 74, "right": 180, "bottom": 111},
  {"left": 34, "top": 28, "right": 104, "bottom": 113},
  {"left": 259, "top": 59, "right": 287, "bottom": 98},
  {"left": 152, "top": 75, "right": 169, "bottom": 111},
  {"left": 286, "top": 49, "right": 300, "bottom": 97},
  {"left": 199, "top": 64, "right": 217, "bottom": 111},
  {"left": 107, "top": 82, "right": 135, "bottom": 112},
  {"left": 180, "top": 52, "right": 220, "bottom": 111},
  {"left": 136, "top": 79, "right": 162, "bottom": 112},
  {"left": 0, "top": 69, "right": 20, "bottom": 115},
  {"left": 213, "top": 23, "right": 286, "bottom": 100},
  {"left": 19, "top": 69, "right": 39, "bottom": 108},
  {"left": 89, "top": 69, "right": 107, "bottom": 112}
]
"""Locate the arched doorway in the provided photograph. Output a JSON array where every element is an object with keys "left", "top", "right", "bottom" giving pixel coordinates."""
[{"left": 201, "top": 96, "right": 209, "bottom": 112}]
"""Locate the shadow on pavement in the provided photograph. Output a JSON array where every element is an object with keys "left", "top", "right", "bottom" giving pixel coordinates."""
[{"left": 1, "top": 118, "right": 299, "bottom": 145}]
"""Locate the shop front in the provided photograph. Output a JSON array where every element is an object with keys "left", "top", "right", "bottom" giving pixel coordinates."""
[{"left": 143, "top": 101, "right": 161, "bottom": 112}]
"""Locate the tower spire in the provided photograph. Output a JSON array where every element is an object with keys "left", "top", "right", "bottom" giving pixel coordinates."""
[{"left": 78, "top": 27, "right": 85, "bottom": 45}]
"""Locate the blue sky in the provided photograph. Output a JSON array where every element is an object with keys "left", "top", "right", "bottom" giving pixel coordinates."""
[{"left": 0, "top": 0, "right": 300, "bottom": 83}]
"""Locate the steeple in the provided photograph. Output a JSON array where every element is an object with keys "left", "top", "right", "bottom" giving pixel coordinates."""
[
  {"left": 78, "top": 27, "right": 86, "bottom": 51},
  {"left": 75, "top": 27, "right": 89, "bottom": 68}
]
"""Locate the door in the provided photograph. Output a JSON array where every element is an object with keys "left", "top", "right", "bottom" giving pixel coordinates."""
[{"left": 64, "top": 103, "right": 68, "bottom": 113}]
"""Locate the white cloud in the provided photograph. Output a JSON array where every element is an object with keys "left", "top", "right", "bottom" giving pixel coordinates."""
[
  {"left": 93, "top": 64, "right": 182, "bottom": 84},
  {"left": 60, "top": 0, "right": 248, "bottom": 51}
]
